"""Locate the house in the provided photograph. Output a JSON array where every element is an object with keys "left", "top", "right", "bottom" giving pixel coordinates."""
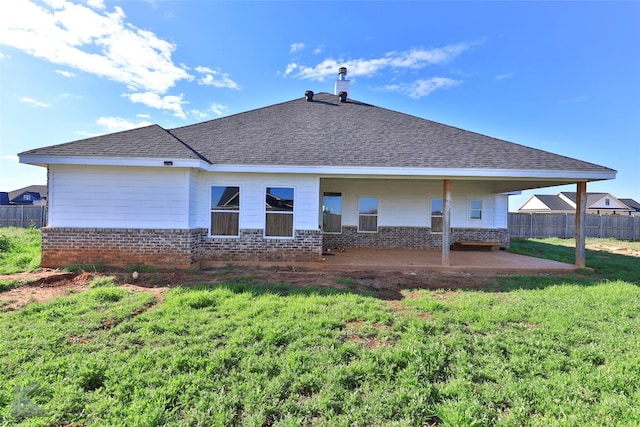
[
  {"left": 518, "top": 192, "right": 637, "bottom": 216},
  {"left": 19, "top": 69, "right": 616, "bottom": 269},
  {"left": 6, "top": 185, "right": 48, "bottom": 205},
  {"left": 619, "top": 199, "right": 640, "bottom": 216}
]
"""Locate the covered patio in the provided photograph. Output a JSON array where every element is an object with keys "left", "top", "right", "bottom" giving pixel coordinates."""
[
  {"left": 205, "top": 248, "right": 576, "bottom": 273},
  {"left": 317, "top": 248, "right": 575, "bottom": 272}
]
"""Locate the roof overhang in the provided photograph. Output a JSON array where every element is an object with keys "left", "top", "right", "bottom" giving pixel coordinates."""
[
  {"left": 206, "top": 164, "right": 616, "bottom": 193},
  {"left": 19, "top": 155, "right": 616, "bottom": 194},
  {"left": 19, "top": 154, "right": 208, "bottom": 169}
]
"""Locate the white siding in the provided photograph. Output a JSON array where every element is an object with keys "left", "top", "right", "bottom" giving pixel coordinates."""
[
  {"left": 320, "top": 179, "right": 505, "bottom": 229},
  {"left": 519, "top": 196, "right": 552, "bottom": 211},
  {"left": 196, "top": 173, "right": 320, "bottom": 232},
  {"left": 187, "top": 170, "right": 201, "bottom": 228},
  {"left": 48, "top": 165, "right": 190, "bottom": 229}
]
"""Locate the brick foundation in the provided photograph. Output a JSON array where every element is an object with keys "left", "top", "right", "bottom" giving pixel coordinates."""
[
  {"left": 41, "top": 226, "right": 507, "bottom": 269},
  {"left": 41, "top": 228, "right": 206, "bottom": 269},
  {"left": 200, "top": 229, "right": 323, "bottom": 265},
  {"left": 41, "top": 227, "right": 323, "bottom": 269},
  {"left": 322, "top": 226, "right": 510, "bottom": 250}
]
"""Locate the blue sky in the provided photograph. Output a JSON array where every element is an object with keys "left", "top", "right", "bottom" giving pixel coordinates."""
[{"left": 1, "top": 0, "right": 638, "bottom": 211}]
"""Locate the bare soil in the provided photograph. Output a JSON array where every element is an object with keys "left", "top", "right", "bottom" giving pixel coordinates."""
[
  {"left": 3, "top": 238, "right": 637, "bottom": 312},
  {"left": 0, "top": 265, "right": 533, "bottom": 311}
]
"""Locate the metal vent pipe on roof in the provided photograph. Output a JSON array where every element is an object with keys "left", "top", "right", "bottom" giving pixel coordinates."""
[
  {"left": 305, "top": 90, "right": 314, "bottom": 101},
  {"left": 335, "top": 67, "right": 350, "bottom": 97}
]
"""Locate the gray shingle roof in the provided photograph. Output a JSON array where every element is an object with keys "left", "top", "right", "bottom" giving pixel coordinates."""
[
  {"left": 559, "top": 192, "right": 608, "bottom": 206},
  {"left": 21, "top": 92, "right": 615, "bottom": 173},
  {"left": 20, "top": 124, "right": 204, "bottom": 160},
  {"left": 619, "top": 198, "right": 640, "bottom": 211},
  {"left": 534, "top": 195, "right": 575, "bottom": 211}
]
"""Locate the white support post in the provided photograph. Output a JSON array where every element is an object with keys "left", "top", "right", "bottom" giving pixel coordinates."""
[
  {"left": 575, "top": 182, "right": 587, "bottom": 268},
  {"left": 442, "top": 179, "right": 452, "bottom": 266}
]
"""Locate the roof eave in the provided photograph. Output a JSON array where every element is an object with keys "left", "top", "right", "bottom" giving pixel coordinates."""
[
  {"left": 205, "top": 164, "right": 617, "bottom": 181},
  {"left": 19, "top": 154, "right": 209, "bottom": 169}
]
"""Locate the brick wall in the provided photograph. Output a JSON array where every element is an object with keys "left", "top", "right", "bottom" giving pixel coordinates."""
[
  {"left": 200, "top": 229, "right": 323, "bottom": 265},
  {"left": 41, "top": 228, "right": 206, "bottom": 269},
  {"left": 323, "top": 226, "right": 510, "bottom": 249},
  {"left": 41, "top": 226, "right": 507, "bottom": 269}
]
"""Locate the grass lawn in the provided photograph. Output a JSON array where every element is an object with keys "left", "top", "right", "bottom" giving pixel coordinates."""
[
  {"left": 1, "top": 229, "right": 640, "bottom": 426},
  {"left": 0, "top": 227, "right": 40, "bottom": 275}
]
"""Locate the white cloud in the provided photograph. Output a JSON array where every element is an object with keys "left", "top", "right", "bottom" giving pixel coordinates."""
[
  {"left": 136, "top": 113, "right": 151, "bottom": 119},
  {"left": 290, "top": 42, "right": 305, "bottom": 53},
  {"left": 20, "top": 97, "right": 51, "bottom": 107},
  {"left": 86, "top": 0, "right": 105, "bottom": 9},
  {"left": 209, "top": 103, "right": 228, "bottom": 117},
  {"left": 495, "top": 72, "right": 514, "bottom": 81},
  {"left": 285, "top": 62, "right": 297, "bottom": 76},
  {"left": 55, "top": 69, "right": 75, "bottom": 77},
  {"left": 383, "top": 77, "right": 461, "bottom": 99},
  {"left": 0, "top": 0, "right": 239, "bottom": 119},
  {"left": 195, "top": 66, "right": 240, "bottom": 90},
  {"left": 0, "top": 0, "right": 191, "bottom": 94},
  {"left": 287, "top": 42, "right": 472, "bottom": 81},
  {"left": 560, "top": 96, "right": 588, "bottom": 104},
  {"left": 96, "top": 116, "right": 152, "bottom": 132},
  {"left": 125, "top": 91, "right": 187, "bottom": 119},
  {"left": 1, "top": 154, "right": 19, "bottom": 162},
  {"left": 189, "top": 109, "right": 209, "bottom": 120},
  {"left": 313, "top": 46, "right": 323, "bottom": 55},
  {"left": 0, "top": 52, "right": 9, "bottom": 60}
]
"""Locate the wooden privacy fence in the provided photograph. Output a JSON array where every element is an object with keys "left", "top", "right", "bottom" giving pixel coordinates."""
[
  {"left": 0, "top": 205, "right": 47, "bottom": 228},
  {"left": 509, "top": 212, "right": 640, "bottom": 241}
]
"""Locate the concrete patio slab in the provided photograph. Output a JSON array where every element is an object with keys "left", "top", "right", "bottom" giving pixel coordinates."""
[
  {"left": 316, "top": 248, "right": 576, "bottom": 272},
  {"left": 205, "top": 248, "right": 577, "bottom": 273}
]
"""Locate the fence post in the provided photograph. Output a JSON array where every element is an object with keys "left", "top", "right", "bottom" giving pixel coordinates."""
[
  {"left": 529, "top": 213, "right": 533, "bottom": 238},
  {"left": 599, "top": 215, "right": 603, "bottom": 238}
]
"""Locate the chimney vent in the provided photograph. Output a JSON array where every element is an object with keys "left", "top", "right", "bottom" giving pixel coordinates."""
[
  {"left": 338, "top": 91, "right": 348, "bottom": 103},
  {"left": 305, "top": 90, "right": 314, "bottom": 101},
  {"left": 334, "top": 67, "right": 350, "bottom": 97}
]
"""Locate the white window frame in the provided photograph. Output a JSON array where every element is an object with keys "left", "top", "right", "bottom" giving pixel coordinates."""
[
  {"left": 210, "top": 185, "right": 241, "bottom": 238},
  {"left": 469, "top": 199, "right": 483, "bottom": 221},
  {"left": 358, "top": 196, "right": 379, "bottom": 233},
  {"left": 322, "top": 192, "right": 343, "bottom": 234},
  {"left": 430, "top": 198, "right": 443, "bottom": 234},
  {"left": 265, "top": 186, "right": 295, "bottom": 239}
]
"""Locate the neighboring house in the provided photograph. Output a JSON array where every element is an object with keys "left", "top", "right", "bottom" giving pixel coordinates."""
[
  {"left": 7, "top": 185, "right": 48, "bottom": 205},
  {"left": 519, "top": 192, "right": 637, "bottom": 216},
  {"left": 619, "top": 199, "right": 640, "bottom": 216},
  {"left": 19, "top": 69, "right": 616, "bottom": 269}
]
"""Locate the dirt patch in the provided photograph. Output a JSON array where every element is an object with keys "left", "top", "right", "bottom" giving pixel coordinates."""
[
  {"left": 0, "top": 266, "right": 562, "bottom": 311},
  {"left": 586, "top": 243, "right": 640, "bottom": 257}
]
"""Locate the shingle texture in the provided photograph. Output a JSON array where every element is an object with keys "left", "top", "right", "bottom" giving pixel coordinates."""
[
  {"left": 534, "top": 195, "right": 575, "bottom": 211},
  {"left": 21, "top": 92, "right": 614, "bottom": 173},
  {"left": 20, "top": 125, "right": 204, "bottom": 160}
]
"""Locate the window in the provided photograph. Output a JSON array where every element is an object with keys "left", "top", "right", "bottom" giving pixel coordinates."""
[
  {"left": 266, "top": 187, "right": 294, "bottom": 237},
  {"left": 323, "top": 192, "right": 342, "bottom": 233},
  {"left": 431, "top": 199, "right": 443, "bottom": 233},
  {"left": 469, "top": 199, "right": 483, "bottom": 220},
  {"left": 211, "top": 186, "right": 240, "bottom": 236},
  {"left": 605, "top": 198, "right": 611, "bottom": 206},
  {"left": 358, "top": 197, "right": 378, "bottom": 232}
]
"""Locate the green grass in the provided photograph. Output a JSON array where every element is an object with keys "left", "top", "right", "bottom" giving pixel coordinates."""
[
  {"left": 509, "top": 237, "right": 640, "bottom": 285},
  {"left": 2, "top": 280, "right": 640, "bottom": 426},
  {"left": 0, "top": 227, "right": 41, "bottom": 274},
  {"left": 2, "top": 233, "right": 640, "bottom": 425}
]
